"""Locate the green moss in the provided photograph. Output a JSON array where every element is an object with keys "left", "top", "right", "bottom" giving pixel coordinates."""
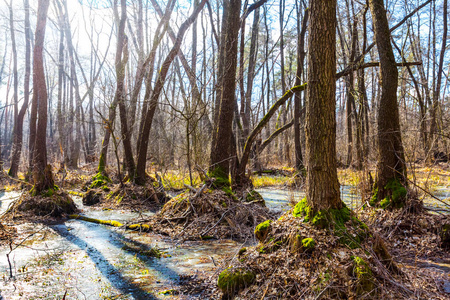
[
  {"left": 385, "top": 179, "right": 407, "bottom": 208},
  {"left": 97, "top": 151, "right": 106, "bottom": 174},
  {"left": 370, "top": 186, "right": 378, "bottom": 206},
  {"left": 352, "top": 256, "right": 374, "bottom": 295},
  {"left": 311, "top": 210, "right": 329, "bottom": 228},
  {"left": 159, "top": 289, "right": 177, "bottom": 295},
  {"left": 294, "top": 199, "right": 367, "bottom": 248},
  {"left": 238, "top": 248, "right": 247, "bottom": 256},
  {"left": 217, "top": 267, "right": 255, "bottom": 295},
  {"left": 293, "top": 197, "right": 311, "bottom": 220},
  {"left": 245, "top": 190, "right": 265, "bottom": 205},
  {"left": 68, "top": 190, "right": 84, "bottom": 197},
  {"left": 380, "top": 197, "right": 390, "bottom": 208},
  {"left": 371, "top": 178, "right": 406, "bottom": 209},
  {"left": 30, "top": 186, "right": 59, "bottom": 198},
  {"left": 254, "top": 220, "right": 272, "bottom": 242},
  {"left": 90, "top": 172, "right": 112, "bottom": 189},
  {"left": 301, "top": 238, "right": 316, "bottom": 251},
  {"left": 208, "top": 166, "right": 230, "bottom": 189},
  {"left": 310, "top": 205, "right": 351, "bottom": 230},
  {"left": 42, "top": 188, "right": 55, "bottom": 197}
]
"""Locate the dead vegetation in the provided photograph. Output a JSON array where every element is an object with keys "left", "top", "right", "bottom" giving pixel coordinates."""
[
  {"left": 147, "top": 185, "right": 271, "bottom": 241},
  {"left": 207, "top": 201, "right": 450, "bottom": 300},
  {"left": 3, "top": 189, "right": 77, "bottom": 222},
  {"left": 0, "top": 222, "right": 17, "bottom": 246}
]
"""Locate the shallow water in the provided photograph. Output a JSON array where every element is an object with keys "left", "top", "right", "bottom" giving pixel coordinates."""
[
  {"left": 0, "top": 194, "right": 241, "bottom": 299},
  {"left": 257, "top": 184, "right": 450, "bottom": 213},
  {"left": 0, "top": 190, "right": 22, "bottom": 215},
  {"left": 257, "top": 185, "right": 361, "bottom": 212},
  {"left": 0, "top": 183, "right": 448, "bottom": 299}
]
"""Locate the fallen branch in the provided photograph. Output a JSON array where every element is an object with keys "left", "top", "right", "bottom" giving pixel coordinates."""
[{"left": 68, "top": 214, "right": 151, "bottom": 231}]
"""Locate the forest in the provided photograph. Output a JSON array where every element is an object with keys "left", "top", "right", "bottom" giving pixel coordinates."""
[{"left": 0, "top": 0, "right": 449, "bottom": 299}]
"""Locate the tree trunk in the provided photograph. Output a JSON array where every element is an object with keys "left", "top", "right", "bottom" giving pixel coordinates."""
[
  {"left": 430, "top": 0, "right": 447, "bottom": 157},
  {"left": 305, "top": 0, "right": 342, "bottom": 213},
  {"left": 135, "top": 0, "right": 207, "bottom": 185},
  {"left": 114, "top": 0, "right": 135, "bottom": 180},
  {"left": 294, "top": 6, "right": 308, "bottom": 172},
  {"left": 369, "top": 0, "right": 407, "bottom": 205},
  {"left": 7, "top": 0, "right": 22, "bottom": 178},
  {"left": 209, "top": 0, "right": 241, "bottom": 186},
  {"left": 31, "top": 0, "right": 54, "bottom": 193}
]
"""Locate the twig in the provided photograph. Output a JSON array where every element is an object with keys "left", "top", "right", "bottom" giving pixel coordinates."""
[{"left": 406, "top": 177, "right": 450, "bottom": 209}]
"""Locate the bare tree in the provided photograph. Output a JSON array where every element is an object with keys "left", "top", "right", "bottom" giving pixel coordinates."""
[{"left": 30, "top": 0, "right": 54, "bottom": 193}]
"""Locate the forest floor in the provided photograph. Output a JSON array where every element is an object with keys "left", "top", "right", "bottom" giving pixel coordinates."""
[{"left": 0, "top": 163, "right": 448, "bottom": 299}]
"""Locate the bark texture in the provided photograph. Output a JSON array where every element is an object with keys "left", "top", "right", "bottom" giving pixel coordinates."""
[
  {"left": 31, "top": 0, "right": 54, "bottom": 192},
  {"left": 369, "top": 0, "right": 407, "bottom": 202},
  {"left": 209, "top": 0, "right": 241, "bottom": 184},
  {"left": 305, "top": 0, "right": 342, "bottom": 213}
]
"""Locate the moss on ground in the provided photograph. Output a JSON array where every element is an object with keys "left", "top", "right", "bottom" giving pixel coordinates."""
[
  {"left": 301, "top": 237, "right": 316, "bottom": 251},
  {"left": 89, "top": 172, "right": 112, "bottom": 189},
  {"left": 244, "top": 190, "right": 265, "bottom": 206},
  {"left": 293, "top": 198, "right": 368, "bottom": 249},
  {"left": 207, "top": 166, "right": 237, "bottom": 198},
  {"left": 254, "top": 220, "right": 272, "bottom": 242},
  {"left": 352, "top": 256, "right": 375, "bottom": 296},
  {"left": 217, "top": 267, "right": 255, "bottom": 296}
]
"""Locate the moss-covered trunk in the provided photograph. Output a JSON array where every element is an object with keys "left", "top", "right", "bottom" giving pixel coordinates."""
[{"left": 369, "top": 0, "right": 407, "bottom": 207}]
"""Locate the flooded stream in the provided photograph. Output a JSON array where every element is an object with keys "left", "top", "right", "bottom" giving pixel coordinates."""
[
  {"left": 0, "top": 194, "right": 242, "bottom": 299},
  {"left": 258, "top": 185, "right": 450, "bottom": 213},
  {"left": 0, "top": 184, "right": 448, "bottom": 299}
]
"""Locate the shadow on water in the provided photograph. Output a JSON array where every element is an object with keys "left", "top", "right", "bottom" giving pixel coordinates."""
[{"left": 53, "top": 223, "right": 160, "bottom": 300}]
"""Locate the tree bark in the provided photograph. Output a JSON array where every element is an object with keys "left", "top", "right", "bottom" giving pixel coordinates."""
[
  {"left": 294, "top": 6, "right": 308, "bottom": 172},
  {"left": 369, "top": 0, "right": 407, "bottom": 203},
  {"left": 114, "top": 0, "right": 135, "bottom": 179},
  {"left": 31, "top": 0, "right": 54, "bottom": 192},
  {"left": 429, "top": 0, "right": 447, "bottom": 156},
  {"left": 209, "top": 0, "right": 242, "bottom": 186},
  {"left": 7, "top": 0, "right": 22, "bottom": 177},
  {"left": 305, "top": 0, "right": 342, "bottom": 213}
]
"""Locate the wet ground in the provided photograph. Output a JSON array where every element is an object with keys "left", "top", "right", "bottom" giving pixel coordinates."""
[
  {"left": 0, "top": 184, "right": 448, "bottom": 299},
  {"left": 0, "top": 193, "right": 242, "bottom": 299}
]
